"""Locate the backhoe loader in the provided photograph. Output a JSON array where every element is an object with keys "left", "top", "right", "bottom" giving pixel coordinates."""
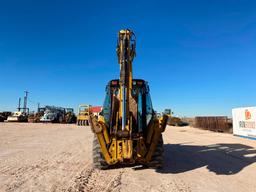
[{"left": 90, "top": 29, "right": 168, "bottom": 169}]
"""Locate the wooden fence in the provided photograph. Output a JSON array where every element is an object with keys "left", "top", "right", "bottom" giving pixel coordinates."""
[{"left": 194, "top": 116, "right": 232, "bottom": 133}]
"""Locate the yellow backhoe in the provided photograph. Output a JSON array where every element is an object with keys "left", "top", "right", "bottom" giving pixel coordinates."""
[{"left": 89, "top": 29, "right": 168, "bottom": 169}]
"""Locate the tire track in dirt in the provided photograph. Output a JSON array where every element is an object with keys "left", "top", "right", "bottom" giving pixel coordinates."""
[
  {"left": 52, "top": 139, "right": 91, "bottom": 191},
  {"left": 67, "top": 165, "right": 95, "bottom": 192},
  {"left": 68, "top": 166, "right": 124, "bottom": 192},
  {"left": 104, "top": 169, "right": 124, "bottom": 192}
]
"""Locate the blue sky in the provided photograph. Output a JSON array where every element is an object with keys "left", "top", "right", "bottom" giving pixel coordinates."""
[{"left": 0, "top": 0, "right": 255, "bottom": 117}]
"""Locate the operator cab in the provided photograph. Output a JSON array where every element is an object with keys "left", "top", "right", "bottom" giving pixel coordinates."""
[{"left": 101, "top": 79, "right": 155, "bottom": 137}]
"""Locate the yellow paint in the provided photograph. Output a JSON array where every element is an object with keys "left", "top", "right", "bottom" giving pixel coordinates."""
[{"left": 89, "top": 29, "right": 168, "bottom": 166}]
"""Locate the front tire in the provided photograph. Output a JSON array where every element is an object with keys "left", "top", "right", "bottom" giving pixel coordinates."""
[
  {"left": 147, "top": 134, "right": 164, "bottom": 169},
  {"left": 92, "top": 135, "right": 108, "bottom": 170}
]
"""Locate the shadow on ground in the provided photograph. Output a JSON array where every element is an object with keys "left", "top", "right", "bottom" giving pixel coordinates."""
[{"left": 158, "top": 143, "right": 256, "bottom": 175}]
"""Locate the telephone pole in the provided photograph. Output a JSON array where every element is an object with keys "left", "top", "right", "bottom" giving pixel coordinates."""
[
  {"left": 18, "top": 97, "right": 21, "bottom": 111},
  {"left": 37, "top": 102, "right": 40, "bottom": 113},
  {"left": 23, "top": 91, "right": 29, "bottom": 113}
]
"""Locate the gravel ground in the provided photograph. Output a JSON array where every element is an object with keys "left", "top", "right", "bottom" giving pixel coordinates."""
[{"left": 0, "top": 123, "right": 256, "bottom": 192}]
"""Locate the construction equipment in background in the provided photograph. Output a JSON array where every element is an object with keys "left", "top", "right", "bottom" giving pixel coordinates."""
[
  {"left": 163, "top": 109, "right": 188, "bottom": 126},
  {"left": 7, "top": 93, "right": 29, "bottom": 122},
  {"left": 65, "top": 108, "right": 77, "bottom": 124},
  {"left": 0, "top": 115, "right": 4, "bottom": 122},
  {"left": 28, "top": 108, "right": 46, "bottom": 123},
  {"left": 162, "top": 108, "right": 172, "bottom": 122},
  {"left": 29, "top": 106, "right": 76, "bottom": 124},
  {"left": 167, "top": 116, "right": 184, "bottom": 126},
  {"left": 89, "top": 29, "right": 168, "bottom": 169},
  {"left": 77, "top": 104, "right": 91, "bottom": 126},
  {"left": 0, "top": 111, "right": 12, "bottom": 122},
  {"left": 40, "top": 106, "right": 66, "bottom": 123},
  {"left": 163, "top": 109, "right": 172, "bottom": 116},
  {"left": 7, "top": 111, "right": 28, "bottom": 122}
]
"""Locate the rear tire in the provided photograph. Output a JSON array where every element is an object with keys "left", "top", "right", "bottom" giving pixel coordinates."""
[
  {"left": 92, "top": 135, "right": 108, "bottom": 170},
  {"left": 59, "top": 116, "right": 63, "bottom": 123},
  {"left": 147, "top": 134, "right": 164, "bottom": 169}
]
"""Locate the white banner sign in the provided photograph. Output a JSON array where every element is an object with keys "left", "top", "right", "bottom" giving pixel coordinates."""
[{"left": 232, "top": 107, "right": 256, "bottom": 139}]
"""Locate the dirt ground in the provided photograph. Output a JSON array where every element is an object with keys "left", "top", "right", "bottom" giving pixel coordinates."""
[{"left": 0, "top": 123, "right": 256, "bottom": 192}]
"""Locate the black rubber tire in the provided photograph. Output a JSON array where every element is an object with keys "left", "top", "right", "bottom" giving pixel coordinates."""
[
  {"left": 147, "top": 134, "right": 164, "bottom": 169},
  {"left": 92, "top": 135, "right": 109, "bottom": 170},
  {"left": 59, "top": 116, "right": 63, "bottom": 123}
]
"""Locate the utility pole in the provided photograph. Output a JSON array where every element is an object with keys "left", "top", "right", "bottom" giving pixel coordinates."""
[
  {"left": 37, "top": 102, "right": 40, "bottom": 113},
  {"left": 18, "top": 97, "right": 21, "bottom": 111},
  {"left": 23, "top": 91, "right": 29, "bottom": 114}
]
